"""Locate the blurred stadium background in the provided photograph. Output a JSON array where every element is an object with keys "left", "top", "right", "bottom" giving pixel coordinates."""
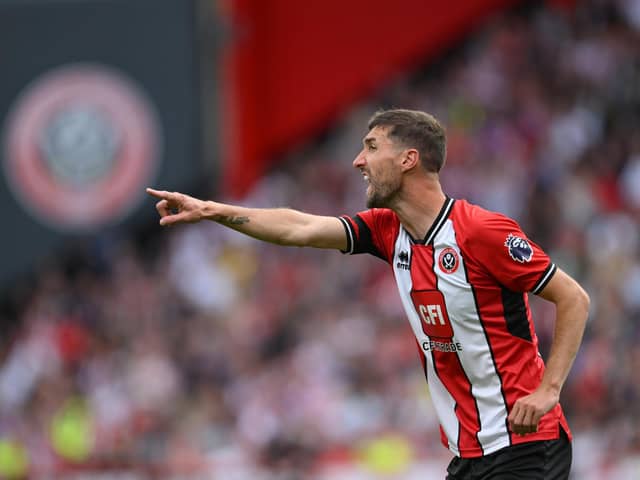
[{"left": 1, "top": 0, "right": 639, "bottom": 478}]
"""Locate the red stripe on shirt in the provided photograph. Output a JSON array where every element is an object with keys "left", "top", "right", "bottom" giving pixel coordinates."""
[{"left": 411, "top": 245, "right": 483, "bottom": 454}]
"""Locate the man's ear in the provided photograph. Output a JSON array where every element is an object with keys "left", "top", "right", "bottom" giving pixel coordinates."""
[{"left": 401, "top": 148, "right": 420, "bottom": 171}]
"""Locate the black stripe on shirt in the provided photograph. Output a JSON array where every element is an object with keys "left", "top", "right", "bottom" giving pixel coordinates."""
[{"left": 501, "top": 289, "right": 532, "bottom": 342}]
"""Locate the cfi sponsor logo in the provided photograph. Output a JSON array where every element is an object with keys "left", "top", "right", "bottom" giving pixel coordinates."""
[{"left": 505, "top": 233, "right": 533, "bottom": 263}]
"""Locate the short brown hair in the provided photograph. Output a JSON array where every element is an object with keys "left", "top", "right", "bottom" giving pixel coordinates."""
[{"left": 368, "top": 109, "right": 447, "bottom": 172}]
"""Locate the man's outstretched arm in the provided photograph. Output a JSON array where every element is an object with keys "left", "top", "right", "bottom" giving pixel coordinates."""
[{"left": 146, "top": 188, "right": 347, "bottom": 250}]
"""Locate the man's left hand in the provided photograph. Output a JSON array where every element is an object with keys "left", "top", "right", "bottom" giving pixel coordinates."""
[{"left": 508, "top": 386, "right": 560, "bottom": 435}]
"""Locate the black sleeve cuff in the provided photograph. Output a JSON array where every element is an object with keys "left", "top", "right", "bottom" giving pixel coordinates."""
[
  {"left": 531, "top": 263, "right": 557, "bottom": 295},
  {"left": 338, "top": 216, "right": 354, "bottom": 254}
]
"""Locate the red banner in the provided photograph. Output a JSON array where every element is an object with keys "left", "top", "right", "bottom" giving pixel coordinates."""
[{"left": 221, "top": 0, "right": 520, "bottom": 197}]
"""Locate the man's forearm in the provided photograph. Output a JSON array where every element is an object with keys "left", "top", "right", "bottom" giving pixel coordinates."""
[
  {"left": 208, "top": 206, "right": 251, "bottom": 227},
  {"left": 539, "top": 292, "right": 590, "bottom": 394},
  {"left": 202, "top": 202, "right": 304, "bottom": 245},
  {"left": 202, "top": 202, "right": 345, "bottom": 249}
]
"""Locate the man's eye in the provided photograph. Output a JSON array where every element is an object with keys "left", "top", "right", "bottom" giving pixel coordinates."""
[{"left": 368, "top": 145, "right": 377, "bottom": 151}]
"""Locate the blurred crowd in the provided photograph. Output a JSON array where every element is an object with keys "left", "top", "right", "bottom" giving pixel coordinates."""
[{"left": 2, "top": 1, "right": 640, "bottom": 478}]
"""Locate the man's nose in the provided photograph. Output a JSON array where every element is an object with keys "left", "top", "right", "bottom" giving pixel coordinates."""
[{"left": 353, "top": 151, "right": 365, "bottom": 168}]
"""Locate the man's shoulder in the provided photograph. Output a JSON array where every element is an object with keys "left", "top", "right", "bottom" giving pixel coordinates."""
[
  {"left": 356, "top": 207, "right": 399, "bottom": 225},
  {"left": 370, "top": 207, "right": 398, "bottom": 218},
  {"left": 452, "top": 198, "right": 511, "bottom": 226},
  {"left": 451, "top": 199, "right": 520, "bottom": 245}
]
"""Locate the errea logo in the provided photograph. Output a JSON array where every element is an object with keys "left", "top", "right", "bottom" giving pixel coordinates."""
[
  {"left": 505, "top": 233, "right": 533, "bottom": 263},
  {"left": 396, "top": 250, "right": 410, "bottom": 270}
]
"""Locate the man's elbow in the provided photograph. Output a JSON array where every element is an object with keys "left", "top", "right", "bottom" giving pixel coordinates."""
[
  {"left": 573, "top": 284, "right": 591, "bottom": 323},
  {"left": 576, "top": 287, "right": 591, "bottom": 316},
  {"left": 271, "top": 232, "right": 305, "bottom": 247},
  {"left": 273, "top": 228, "right": 314, "bottom": 247}
]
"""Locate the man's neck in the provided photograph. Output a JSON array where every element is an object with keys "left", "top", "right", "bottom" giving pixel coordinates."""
[{"left": 390, "top": 177, "right": 447, "bottom": 241}]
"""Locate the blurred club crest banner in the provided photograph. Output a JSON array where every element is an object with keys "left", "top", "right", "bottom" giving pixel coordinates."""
[
  {"left": 3, "top": 63, "right": 162, "bottom": 230},
  {"left": 0, "top": 0, "right": 210, "bottom": 287}
]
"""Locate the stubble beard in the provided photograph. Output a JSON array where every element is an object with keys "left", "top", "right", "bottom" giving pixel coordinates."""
[
  {"left": 366, "top": 189, "right": 386, "bottom": 208},
  {"left": 366, "top": 179, "right": 399, "bottom": 209}
]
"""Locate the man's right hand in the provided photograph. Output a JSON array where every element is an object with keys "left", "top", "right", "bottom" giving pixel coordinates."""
[{"left": 146, "top": 188, "right": 206, "bottom": 226}]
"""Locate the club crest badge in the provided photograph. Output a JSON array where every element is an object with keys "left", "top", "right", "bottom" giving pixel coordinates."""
[
  {"left": 505, "top": 233, "right": 533, "bottom": 263},
  {"left": 438, "top": 247, "right": 459, "bottom": 274}
]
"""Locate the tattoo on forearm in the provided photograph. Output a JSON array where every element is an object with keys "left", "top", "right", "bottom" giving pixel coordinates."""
[{"left": 216, "top": 215, "right": 250, "bottom": 225}]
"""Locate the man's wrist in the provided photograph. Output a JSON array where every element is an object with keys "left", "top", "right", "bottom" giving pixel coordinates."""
[
  {"left": 539, "top": 379, "right": 562, "bottom": 398},
  {"left": 201, "top": 200, "right": 218, "bottom": 221}
]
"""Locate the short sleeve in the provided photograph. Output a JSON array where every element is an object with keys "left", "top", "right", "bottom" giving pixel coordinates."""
[
  {"left": 338, "top": 208, "right": 398, "bottom": 263},
  {"left": 464, "top": 213, "right": 556, "bottom": 294}
]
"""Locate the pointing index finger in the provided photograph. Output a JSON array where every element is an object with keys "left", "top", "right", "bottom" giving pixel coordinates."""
[{"left": 146, "top": 188, "right": 172, "bottom": 200}]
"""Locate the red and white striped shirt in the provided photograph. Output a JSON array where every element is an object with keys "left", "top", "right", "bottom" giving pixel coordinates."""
[{"left": 339, "top": 197, "right": 571, "bottom": 458}]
